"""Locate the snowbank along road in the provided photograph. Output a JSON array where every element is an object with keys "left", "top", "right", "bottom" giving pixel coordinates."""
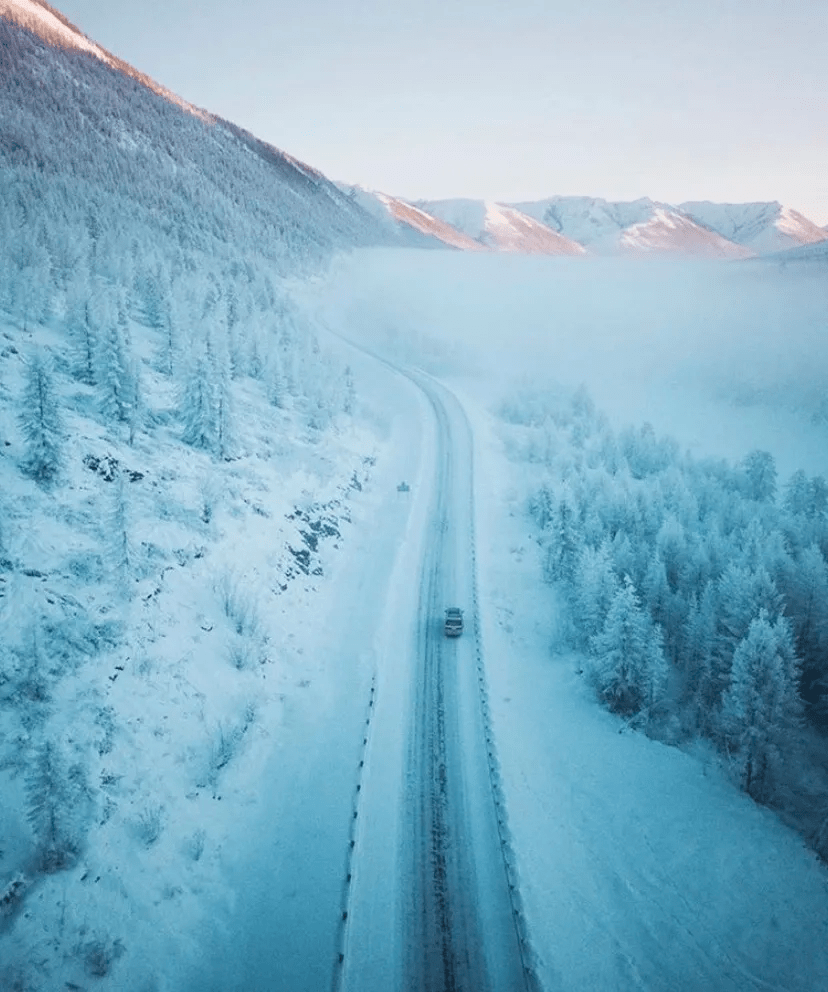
[{"left": 399, "top": 370, "right": 529, "bottom": 992}]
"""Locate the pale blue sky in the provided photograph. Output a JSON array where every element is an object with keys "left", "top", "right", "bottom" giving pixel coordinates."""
[{"left": 57, "top": 0, "right": 828, "bottom": 223}]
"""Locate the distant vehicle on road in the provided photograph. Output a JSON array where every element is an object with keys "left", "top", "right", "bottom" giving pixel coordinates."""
[
  {"left": 397, "top": 481, "right": 410, "bottom": 492},
  {"left": 444, "top": 607, "right": 464, "bottom": 637}
]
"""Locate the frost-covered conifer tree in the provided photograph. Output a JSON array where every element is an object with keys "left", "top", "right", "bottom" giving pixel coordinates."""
[
  {"left": 17, "top": 619, "right": 49, "bottom": 703},
  {"left": 180, "top": 334, "right": 234, "bottom": 458},
  {"left": 530, "top": 485, "right": 555, "bottom": 531},
  {"left": 343, "top": 365, "right": 356, "bottom": 415},
  {"left": 711, "top": 563, "right": 782, "bottom": 706},
  {"left": 785, "top": 470, "right": 813, "bottom": 517},
  {"left": 573, "top": 541, "right": 618, "bottom": 648},
  {"left": 742, "top": 450, "right": 777, "bottom": 502},
  {"left": 132, "top": 265, "right": 167, "bottom": 330},
  {"left": 247, "top": 325, "right": 265, "bottom": 381},
  {"left": 68, "top": 291, "right": 98, "bottom": 385},
  {"left": 786, "top": 545, "right": 828, "bottom": 714},
  {"left": 213, "top": 342, "right": 235, "bottom": 459},
  {"left": 645, "top": 623, "right": 669, "bottom": 712},
  {"left": 110, "top": 469, "right": 132, "bottom": 591},
  {"left": 654, "top": 516, "right": 687, "bottom": 591},
  {"left": 682, "top": 582, "right": 717, "bottom": 722},
  {"left": 643, "top": 555, "right": 672, "bottom": 640},
  {"left": 543, "top": 487, "right": 580, "bottom": 585},
  {"left": 811, "top": 477, "right": 828, "bottom": 521},
  {"left": 9, "top": 232, "right": 51, "bottom": 333},
  {"left": 161, "top": 292, "right": 177, "bottom": 376},
  {"left": 181, "top": 347, "right": 217, "bottom": 451},
  {"left": 722, "top": 611, "right": 802, "bottom": 799},
  {"left": 50, "top": 227, "right": 81, "bottom": 293},
  {"left": 96, "top": 296, "right": 138, "bottom": 427},
  {"left": 589, "top": 575, "right": 663, "bottom": 716},
  {"left": 19, "top": 350, "right": 63, "bottom": 483},
  {"left": 265, "top": 349, "right": 287, "bottom": 409}
]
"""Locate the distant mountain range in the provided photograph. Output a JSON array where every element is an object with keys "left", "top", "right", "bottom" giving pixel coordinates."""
[
  {"left": 2, "top": 0, "right": 825, "bottom": 264},
  {"left": 343, "top": 189, "right": 827, "bottom": 259}
]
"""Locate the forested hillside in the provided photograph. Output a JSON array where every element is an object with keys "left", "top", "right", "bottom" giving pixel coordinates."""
[{"left": 0, "top": 11, "right": 387, "bottom": 279}]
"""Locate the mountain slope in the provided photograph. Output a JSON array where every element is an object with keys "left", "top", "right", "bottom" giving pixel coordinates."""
[
  {"left": 340, "top": 186, "right": 485, "bottom": 250},
  {"left": 416, "top": 198, "right": 586, "bottom": 255},
  {"left": 768, "top": 239, "right": 828, "bottom": 264},
  {"left": 619, "top": 206, "right": 755, "bottom": 258},
  {"left": 0, "top": 1, "right": 388, "bottom": 275},
  {"left": 511, "top": 196, "right": 653, "bottom": 252},
  {"left": 680, "top": 201, "right": 828, "bottom": 255}
]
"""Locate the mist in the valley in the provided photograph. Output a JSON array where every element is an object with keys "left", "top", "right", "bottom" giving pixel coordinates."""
[{"left": 315, "top": 249, "right": 828, "bottom": 477}]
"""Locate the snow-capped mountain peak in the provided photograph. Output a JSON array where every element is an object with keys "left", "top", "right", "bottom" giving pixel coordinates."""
[
  {"left": 619, "top": 205, "right": 754, "bottom": 258},
  {"left": 415, "top": 198, "right": 586, "bottom": 256},
  {"left": 481, "top": 201, "right": 587, "bottom": 255},
  {"left": 508, "top": 196, "right": 755, "bottom": 258},
  {"left": 1, "top": 0, "right": 107, "bottom": 60},
  {"left": 374, "top": 192, "right": 487, "bottom": 250}
]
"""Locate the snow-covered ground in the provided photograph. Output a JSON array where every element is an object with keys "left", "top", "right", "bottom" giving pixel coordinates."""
[
  {"left": 181, "top": 357, "right": 429, "bottom": 992},
  {"left": 0, "top": 296, "right": 418, "bottom": 989}
]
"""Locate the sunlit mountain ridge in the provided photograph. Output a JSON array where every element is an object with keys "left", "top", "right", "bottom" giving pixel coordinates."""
[
  {"left": 0, "top": 0, "right": 214, "bottom": 121},
  {"left": 355, "top": 190, "right": 826, "bottom": 258}
]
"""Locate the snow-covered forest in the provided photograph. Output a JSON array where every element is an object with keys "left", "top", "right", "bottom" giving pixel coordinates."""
[
  {"left": 0, "top": 12, "right": 389, "bottom": 987},
  {"left": 496, "top": 383, "right": 828, "bottom": 852}
]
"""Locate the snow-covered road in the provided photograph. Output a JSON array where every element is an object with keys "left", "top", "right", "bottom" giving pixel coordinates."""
[
  {"left": 335, "top": 362, "right": 530, "bottom": 992},
  {"left": 395, "top": 371, "right": 527, "bottom": 992}
]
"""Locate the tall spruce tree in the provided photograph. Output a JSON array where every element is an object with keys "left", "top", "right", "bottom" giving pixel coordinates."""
[
  {"left": 543, "top": 486, "right": 580, "bottom": 585},
  {"left": 573, "top": 541, "right": 618, "bottom": 648},
  {"left": 110, "top": 469, "right": 131, "bottom": 592},
  {"left": 682, "top": 582, "right": 717, "bottom": 725},
  {"left": 96, "top": 296, "right": 138, "bottom": 427},
  {"left": 712, "top": 563, "right": 782, "bottom": 706},
  {"left": 19, "top": 350, "right": 63, "bottom": 483},
  {"left": 589, "top": 575, "right": 665, "bottom": 717},
  {"left": 722, "top": 611, "right": 803, "bottom": 800},
  {"left": 180, "top": 333, "right": 234, "bottom": 458}
]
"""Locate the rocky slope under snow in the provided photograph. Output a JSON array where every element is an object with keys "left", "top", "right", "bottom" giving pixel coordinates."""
[{"left": 680, "top": 201, "right": 828, "bottom": 255}]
